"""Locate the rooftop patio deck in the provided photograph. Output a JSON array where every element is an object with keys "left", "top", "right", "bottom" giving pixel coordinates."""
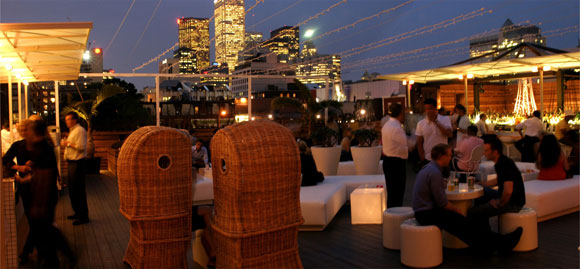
[{"left": 18, "top": 169, "right": 580, "bottom": 268}]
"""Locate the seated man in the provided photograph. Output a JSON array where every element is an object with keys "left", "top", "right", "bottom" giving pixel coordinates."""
[
  {"left": 192, "top": 140, "right": 208, "bottom": 169},
  {"left": 413, "top": 143, "right": 522, "bottom": 253},
  {"left": 469, "top": 138, "right": 526, "bottom": 233},
  {"left": 475, "top": 114, "right": 493, "bottom": 137},
  {"left": 452, "top": 125, "right": 484, "bottom": 172}
]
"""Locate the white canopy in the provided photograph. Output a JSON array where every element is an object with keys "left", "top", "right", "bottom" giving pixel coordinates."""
[
  {"left": 378, "top": 51, "right": 580, "bottom": 83},
  {"left": 0, "top": 22, "right": 93, "bottom": 83}
]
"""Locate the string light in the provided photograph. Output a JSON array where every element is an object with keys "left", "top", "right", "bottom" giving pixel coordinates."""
[
  {"left": 247, "top": 0, "right": 305, "bottom": 29},
  {"left": 311, "top": 0, "right": 415, "bottom": 42},
  {"left": 128, "top": 0, "right": 164, "bottom": 58},
  {"left": 106, "top": 0, "right": 137, "bottom": 51},
  {"left": 340, "top": 8, "right": 492, "bottom": 58}
]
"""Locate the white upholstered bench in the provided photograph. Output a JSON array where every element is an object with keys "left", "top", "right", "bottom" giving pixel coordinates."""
[
  {"left": 524, "top": 175, "right": 580, "bottom": 221},
  {"left": 324, "top": 174, "right": 386, "bottom": 199},
  {"left": 193, "top": 174, "right": 214, "bottom": 206},
  {"left": 300, "top": 182, "right": 347, "bottom": 231},
  {"left": 337, "top": 161, "right": 383, "bottom": 176}
]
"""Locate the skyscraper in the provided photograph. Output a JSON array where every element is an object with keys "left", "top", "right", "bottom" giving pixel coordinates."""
[
  {"left": 177, "top": 17, "right": 210, "bottom": 73},
  {"left": 214, "top": 0, "right": 245, "bottom": 72},
  {"left": 261, "top": 26, "right": 300, "bottom": 63}
]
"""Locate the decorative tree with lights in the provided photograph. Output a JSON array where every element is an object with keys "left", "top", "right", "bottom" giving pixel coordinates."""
[{"left": 513, "top": 78, "right": 537, "bottom": 116}]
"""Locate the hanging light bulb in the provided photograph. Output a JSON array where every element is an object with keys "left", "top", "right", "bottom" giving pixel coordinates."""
[
  {"left": 531, "top": 66, "right": 538, "bottom": 72},
  {"left": 466, "top": 74, "right": 474, "bottom": 79},
  {"left": 458, "top": 74, "right": 464, "bottom": 80},
  {"left": 542, "top": 66, "right": 551, "bottom": 71}
]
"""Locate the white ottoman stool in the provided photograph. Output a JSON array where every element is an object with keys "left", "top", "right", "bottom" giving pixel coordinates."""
[
  {"left": 400, "top": 218, "right": 442, "bottom": 268},
  {"left": 499, "top": 207, "right": 538, "bottom": 252},
  {"left": 383, "top": 207, "right": 414, "bottom": 250}
]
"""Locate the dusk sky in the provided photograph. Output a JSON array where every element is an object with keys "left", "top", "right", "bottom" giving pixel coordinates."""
[{"left": 1, "top": 0, "right": 578, "bottom": 89}]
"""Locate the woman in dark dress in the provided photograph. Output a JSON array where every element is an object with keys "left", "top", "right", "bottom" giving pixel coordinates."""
[
  {"left": 3, "top": 120, "right": 73, "bottom": 267},
  {"left": 298, "top": 140, "right": 324, "bottom": 186}
]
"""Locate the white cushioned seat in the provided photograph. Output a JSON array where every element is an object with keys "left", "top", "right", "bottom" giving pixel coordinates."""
[
  {"left": 337, "top": 161, "right": 383, "bottom": 176},
  {"left": 193, "top": 175, "right": 214, "bottom": 206},
  {"left": 383, "top": 207, "right": 414, "bottom": 250},
  {"left": 400, "top": 218, "right": 442, "bottom": 268},
  {"left": 524, "top": 176, "right": 580, "bottom": 221},
  {"left": 325, "top": 175, "right": 385, "bottom": 199},
  {"left": 478, "top": 161, "right": 539, "bottom": 183},
  {"left": 300, "top": 182, "right": 347, "bottom": 231},
  {"left": 500, "top": 207, "right": 538, "bottom": 252}
]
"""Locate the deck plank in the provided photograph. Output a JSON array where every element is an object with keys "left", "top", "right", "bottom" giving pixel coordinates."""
[{"left": 16, "top": 167, "right": 579, "bottom": 268}]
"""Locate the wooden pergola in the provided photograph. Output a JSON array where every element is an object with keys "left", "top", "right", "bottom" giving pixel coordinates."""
[{"left": 379, "top": 44, "right": 580, "bottom": 115}]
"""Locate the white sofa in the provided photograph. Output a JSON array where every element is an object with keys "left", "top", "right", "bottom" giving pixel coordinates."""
[
  {"left": 479, "top": 161, "right": 538, "bottom": 182},
  {"left": 193, "top": 174, "right": 214, "bottom": 206},
  {"left": 524, "top": 175, "right": 580, "bottom": 222},
  {"left": 299, "top": 182, "right": 346, "bottom": 231},
  {"left": 325, "top": 175, "right": 385, "bottom": 199},
  {"left": 337, "top": 161, "right": 383, "bottom": 176}
]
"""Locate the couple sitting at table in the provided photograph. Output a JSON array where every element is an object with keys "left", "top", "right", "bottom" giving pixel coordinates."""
[
  {"left": 413, "top": 138, "right": 525, "bottom": 254},
  {"left": 451, "top": 125, "right": 484, "bottom": 174}
]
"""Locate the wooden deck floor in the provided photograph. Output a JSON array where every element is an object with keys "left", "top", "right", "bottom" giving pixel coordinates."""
[{"left": 17, "top": 170, "right": 580, "bottom": 268}]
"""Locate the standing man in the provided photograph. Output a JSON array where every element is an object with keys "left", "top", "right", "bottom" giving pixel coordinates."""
[
  {"left": 381, "top": 103, "right": 408, "bottom": 208},
  {"left": 469, "top": 138, "right": 525, "bottom": 234},
  {"left": 416, "top": 98, "right": 453, "bottom": 167},
  {"left": 413, "top": 144, "right": 522, "bottom": 253},
  {"left": 515, "top": 110, "right": 544, "bottom": 162},
  {"left": 453, "top": 104, "right": 470, "bottom": 146},
  {"left": 62, "top": 112, "right": 89, "bottom": 225},
  {"left": 1, "top": 120, "right": 12, "bottom": 156}
]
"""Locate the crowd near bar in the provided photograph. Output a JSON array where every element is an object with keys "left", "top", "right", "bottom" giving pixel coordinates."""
[{"left": 0, "top": 0, "right": 578, "bottom": 268}]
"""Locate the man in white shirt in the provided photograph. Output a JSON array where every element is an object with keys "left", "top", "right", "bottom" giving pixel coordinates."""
[
  {"left": 416, "top": 98, "right": 453, "bottom": 165},
  {"left": 61, "top": 112, "right": 89, "bottom": 225},
  {"left": 514, "top": 110, "right": 544, "bottom": 163},
  {"left": 475, "top": 114, "right": 492, "bottom": 137},
  {"left": 381, "top": 103, "right": 408, "bottom": 208},
  {"left": 453, "top": 104, "right": 471, "bottom": 145},
  {"left": 1, "top": 121, "right": 12, "bottom": 156}
]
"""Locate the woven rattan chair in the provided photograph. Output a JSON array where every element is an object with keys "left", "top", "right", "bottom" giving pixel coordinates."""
[
  {"left": 117, "top": 126, "right": 193, "bottom": 268},
  {"left": 210, "top": 120, "right": 304, "bottom": 268}
]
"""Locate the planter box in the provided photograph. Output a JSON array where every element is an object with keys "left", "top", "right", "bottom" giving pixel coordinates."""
[
  {"left": 351, "top": 146, "right": 383, "bottom": 175},
  {"left": 108, "top": 148, "right": 120, "bottom": 176},
  {"left": 311, "top": 146, "right": 341, "bottom": 176}
]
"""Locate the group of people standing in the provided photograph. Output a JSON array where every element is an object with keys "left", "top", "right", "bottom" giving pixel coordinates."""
[{"left": 1, "top": 112, "right": 89, "bottom": 267}]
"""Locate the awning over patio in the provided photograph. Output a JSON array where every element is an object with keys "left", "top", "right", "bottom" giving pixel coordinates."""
[
  {"left": 0, "top": 22, "right": 93, "bottom": 83},
  {"left": 378, "top": 51, "right": 580, "bottom": 83}
]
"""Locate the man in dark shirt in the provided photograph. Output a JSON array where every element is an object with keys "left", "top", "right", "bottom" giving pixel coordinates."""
[
  {"left": 468, "top": 138, "right": 525, "bottom": 233},
  {"left": 413, "top": 143, "right": 522, "bottom": 253}
]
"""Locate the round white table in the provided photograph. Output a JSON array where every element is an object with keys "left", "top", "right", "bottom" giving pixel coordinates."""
[{"left": 443, "top": 184, "right": 484, "bottom": 249}]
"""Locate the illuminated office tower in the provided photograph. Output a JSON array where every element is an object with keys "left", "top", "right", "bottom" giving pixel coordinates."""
[
  {"left": 261, "top": 26, "right": 300, "bottom": 63},
  {"left": 177, "top": 17, "right": 210, "bottom": 73},
  {"left": 214, "top": 0, "right": 245, "bottom": 72}
]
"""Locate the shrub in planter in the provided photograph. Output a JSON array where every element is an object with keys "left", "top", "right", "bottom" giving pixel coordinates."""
[
  {"left": 310, "top": 127, "right": 341, "bottom": 176},
  {"left": 351, "top": 129, "right": 382, "bottom": 175}
]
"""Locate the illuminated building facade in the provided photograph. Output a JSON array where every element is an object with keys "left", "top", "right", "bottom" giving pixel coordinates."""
[
  {"left": 214, "top": 0, "right": 245, "bottom": 72},
  {"left": 469, "top": 19, "right": 545, "bottom": 62},
  {"left": 177, "top": 17, "right": 210, "bottom": 73},
  {"left": 294, "top": 40, "right": 341, "bottom": 85},
  {"left": 240, "top": 31, "right": 264, "bottom": 59},
  {"left": 261, "top": 26, "right": 300, "bottom": 63},
  {"left": 158, "top": 58, "right": 179, "bottom": 82}
]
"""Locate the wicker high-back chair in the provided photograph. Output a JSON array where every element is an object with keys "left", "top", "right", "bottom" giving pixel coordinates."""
[
  {"left": 117, "top": 126, "right": 193, "bottom": 268},
  {"left": 210, "top": 120, "right": 303, "bottom": 268}
]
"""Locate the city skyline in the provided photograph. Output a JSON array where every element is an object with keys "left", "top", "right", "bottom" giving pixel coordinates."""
[{"left": 0, "top": 0, "right": 578, "bottom": 89}]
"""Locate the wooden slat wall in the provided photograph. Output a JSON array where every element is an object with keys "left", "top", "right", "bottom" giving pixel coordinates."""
[{"left": 440, "top": 80, "right": 580, "bottom": 114}]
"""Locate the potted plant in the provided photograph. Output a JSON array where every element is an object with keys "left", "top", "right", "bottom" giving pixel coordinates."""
[
  {"left": 351, "top": 129, "right": 382, "bottom": 175},
  {"left": 310, "top": 126, "right": 341, "bottom": 176}
]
